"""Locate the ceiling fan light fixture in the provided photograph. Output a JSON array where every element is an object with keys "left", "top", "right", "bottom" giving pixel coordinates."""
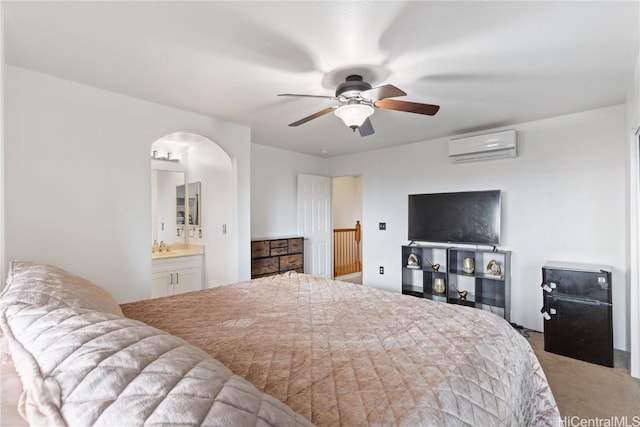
[{"left": 334, "top": 104, "right": 374, "bottom": 130}]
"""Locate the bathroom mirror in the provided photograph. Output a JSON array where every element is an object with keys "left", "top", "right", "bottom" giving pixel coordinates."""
[
  {"left": 177, "top": 182, "right": 201, "bottom": 226},
  {"left": 151, "top": 169, "right": 186, "bottom": 244}
]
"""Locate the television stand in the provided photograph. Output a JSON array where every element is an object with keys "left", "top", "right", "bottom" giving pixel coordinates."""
[{"left": 401, "top": 245, "right": 511, "bottom": 321}]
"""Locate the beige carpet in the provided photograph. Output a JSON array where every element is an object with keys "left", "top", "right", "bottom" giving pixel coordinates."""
[
  {"left": 525, "top": 330, "right": 640, "bottom": 418},
  {"left": 335, "top": 273, "right": 362, "bottom": 284}
]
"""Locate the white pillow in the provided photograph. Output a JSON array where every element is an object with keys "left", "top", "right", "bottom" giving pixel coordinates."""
[
  {"left": 0, "top": 331, "right": 28, "bottom": 427},
  {"left": 1, "top": 261, "right": 123, "bottom": 317},
  {"left": 0, "top": 262, "right": 312, "bottom": 426},
  {"left": 0, "top": 303, "right": 312, "bottom": 426}
]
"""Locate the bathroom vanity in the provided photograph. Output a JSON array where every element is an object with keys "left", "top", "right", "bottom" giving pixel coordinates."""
[
  {"left": 151, "top": 245, "right": 204, "bottom": 298},
  {"left": 151, "top": 154, "right": 205, "bottom": 298}
]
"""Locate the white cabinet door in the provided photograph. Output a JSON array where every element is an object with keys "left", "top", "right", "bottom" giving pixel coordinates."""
[
  {"left": 152, "top": 255, "right": 203, "bottom": 298},
  {"left": 151, "top": 272, "right": 172, "bottom": 298},
  {"left": 173, "top": 267, "right": 202, "bottom": 295}
]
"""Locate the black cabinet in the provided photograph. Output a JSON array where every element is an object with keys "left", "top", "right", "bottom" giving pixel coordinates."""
[
  {"left": 401, "top": 245, "right": 449, "bottom": 302},
  {"left": 541, "top": 262, "right": 613, "bottom": 367},
  {"left": 401, "top": 245, "right": 511, "bottom": 320}
]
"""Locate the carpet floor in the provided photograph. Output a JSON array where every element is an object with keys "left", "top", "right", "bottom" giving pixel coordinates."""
[{"left": 525, "top": 330, "right": 640, "bottom": 419}]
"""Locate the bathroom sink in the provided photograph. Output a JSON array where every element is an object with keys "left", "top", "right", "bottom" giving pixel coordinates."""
[{"left": 152, "top": 244, "right": 204, "bottom": 259}]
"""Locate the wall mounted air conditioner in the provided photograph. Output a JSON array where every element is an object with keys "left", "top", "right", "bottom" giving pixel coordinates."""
[{"left": 449, "top": 129, "right": 517, "bottom": 163}]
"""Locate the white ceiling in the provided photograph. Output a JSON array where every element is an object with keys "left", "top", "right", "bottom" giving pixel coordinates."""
[{"left": 3, "top": 1, "right": 639, "bottom": 157}]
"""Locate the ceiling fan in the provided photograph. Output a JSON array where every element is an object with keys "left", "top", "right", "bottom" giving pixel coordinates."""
[{"left": 278, "top": 74, "right": 440, "bottom": 137}]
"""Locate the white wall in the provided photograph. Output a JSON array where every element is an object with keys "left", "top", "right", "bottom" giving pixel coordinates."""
[
  {"left": 325, "top": 105, "right": 628, "bottom": 350},
  {"left": 4, "top": 66, "right": 252, "bottom": 303},
  {"left": 187, "top": 140, "right": 235, "bottom": 287},
  {"left": 332, "top": 175, "right": 362, "bottom": 229},
  {"left": 251, "top": 143, "right": 326, "bottom": 238}
]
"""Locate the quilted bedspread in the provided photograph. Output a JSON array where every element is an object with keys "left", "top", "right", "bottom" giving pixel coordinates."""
[
  {"left": 122, "top": 272, "right": 561, "bottom": 426},
  {"left": 0, "top": 261, "right": 313, "bottom": 426}
]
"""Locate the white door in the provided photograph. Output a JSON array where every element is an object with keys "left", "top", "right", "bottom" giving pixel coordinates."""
[
  {"left": 151, "top": 272, "right": 171, "bottom": 298},
  {"left": 297, "top": 174, "right": 332, "bottom": 278}
]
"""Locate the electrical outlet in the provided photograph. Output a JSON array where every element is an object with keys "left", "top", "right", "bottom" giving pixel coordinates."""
[
  {"left": 379, "top": 222, "right": 386, "bottom": 230},
  {"left": 379, "top": 266, "right": 384, "bottom": 274}
]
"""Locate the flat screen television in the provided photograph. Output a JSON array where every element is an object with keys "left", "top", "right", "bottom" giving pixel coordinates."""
[{"left": 408, "top": 190, "right": 501, "bottom": 245}]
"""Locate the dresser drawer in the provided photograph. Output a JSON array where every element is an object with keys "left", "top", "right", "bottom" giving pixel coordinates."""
[
  {"left": 280, "top": 254, "right": 303, "bottom": 271},
  {"left": 270, "top": 239, "right": 288, "bottom": 256},
  {"left": 251, "top": 241, "right": 270, "bottom": 258},
  {"left": 288, "top": 238, "right": 303, "bottom": 254},
  {"left": 251, "top": 257, "right": 279, "bottom": 276}
]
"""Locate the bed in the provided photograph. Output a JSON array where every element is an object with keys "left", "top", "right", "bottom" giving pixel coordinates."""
[
  {"left": 122, "top": 271, "right": 560, "bottom": 426},
  {"left": 1, "top": 261, "right": 560, "bottom": 426}
]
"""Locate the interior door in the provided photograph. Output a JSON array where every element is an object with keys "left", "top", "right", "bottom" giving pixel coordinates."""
[{"left": 297, "top": 174, "right": 332, "bottom": 278}]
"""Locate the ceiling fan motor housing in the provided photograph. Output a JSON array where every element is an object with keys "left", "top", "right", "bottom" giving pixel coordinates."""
[{"left": 335, "top": 75, "right": 372, "bottom": 97}]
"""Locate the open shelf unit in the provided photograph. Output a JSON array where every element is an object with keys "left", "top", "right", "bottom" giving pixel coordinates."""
[
  {"left": 401, "top": 245, "right": 511, "bottom": 321},
  {"left": 401, "top": 245, "right": 448, "bottom": 299}
]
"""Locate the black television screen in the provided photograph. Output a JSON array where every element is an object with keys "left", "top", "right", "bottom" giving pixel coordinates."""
[{"left": 408, "top": 190, "right": 501, "bottom": 245}]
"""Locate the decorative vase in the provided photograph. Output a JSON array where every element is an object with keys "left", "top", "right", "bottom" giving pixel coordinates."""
[
  {"left": 433, "top": 278, "right": 446, "bottom": 294},
  {"left": 462, "top": 257, "right": 475, "bottom": 274}
]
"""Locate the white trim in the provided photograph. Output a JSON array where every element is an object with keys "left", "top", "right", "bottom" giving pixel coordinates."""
[{"left": 630, "top": 126, "right": 640, "bottom": 378}]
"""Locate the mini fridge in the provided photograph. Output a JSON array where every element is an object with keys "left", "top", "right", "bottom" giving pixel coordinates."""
[{"left": 541, "top": 261, "right": 613, "bottom": 367}]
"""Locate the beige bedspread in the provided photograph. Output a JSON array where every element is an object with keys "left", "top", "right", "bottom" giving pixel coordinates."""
[
  {"left": 122, "top": 272, "right": 560, "bottom": 426},
  {"left": 0, "top": 261, "right": 313, "bottom": 427}
]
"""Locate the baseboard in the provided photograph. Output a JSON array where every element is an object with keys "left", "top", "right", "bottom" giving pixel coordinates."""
[{"left": 614, "top": 349, "right": 631, "bottom": 372}]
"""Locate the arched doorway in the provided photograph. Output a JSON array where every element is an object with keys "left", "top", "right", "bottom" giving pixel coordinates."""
[{"left": 151, "top": 131, "right": 236, "bottom": 289}]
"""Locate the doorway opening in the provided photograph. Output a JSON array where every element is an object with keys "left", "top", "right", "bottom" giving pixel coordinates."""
[
  {"left": 332, "top": 175, "right": 363, "bottom": 284},
  {"left": 150, "top": 131, "right": 236, "bottom": 290}
]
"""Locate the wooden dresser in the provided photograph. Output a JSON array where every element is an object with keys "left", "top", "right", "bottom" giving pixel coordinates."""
[{"left": 251, "top": 237, "right": 304, "bottom": 278}]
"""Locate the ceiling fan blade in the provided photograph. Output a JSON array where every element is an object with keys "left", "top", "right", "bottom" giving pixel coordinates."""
[
  {"left": 358, "top": 118, "right": 375, "bottom": 137},
  {"left": 278, "top": 93, "right": 337, "bottom": 100},
  {"left": 375, "top": 99, "right": 440, "bottom": 116},
  {"left": 360, "top": 84, "right": 406, "bottom": 101},
  {"left": 288, "top": 107, "right": 337, "bottom": 127}
]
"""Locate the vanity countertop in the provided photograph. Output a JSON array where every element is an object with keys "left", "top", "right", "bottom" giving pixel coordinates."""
[{"left": 152, "top": 244, "right": 204, "bottom": 260}]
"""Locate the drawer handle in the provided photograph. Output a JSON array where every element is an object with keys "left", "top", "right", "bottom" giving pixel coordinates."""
[{"left": 176, "top": 272, "right": 179, "bottom": 284}]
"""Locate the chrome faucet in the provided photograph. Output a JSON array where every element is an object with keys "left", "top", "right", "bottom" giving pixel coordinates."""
[{"left": 152, "top": 240, "right": 171, "bottom": 254}]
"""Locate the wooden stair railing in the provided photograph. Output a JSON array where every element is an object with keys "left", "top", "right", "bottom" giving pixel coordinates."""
[{"left": 333, "top": 221, "right": 362, "bottom": 277}]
